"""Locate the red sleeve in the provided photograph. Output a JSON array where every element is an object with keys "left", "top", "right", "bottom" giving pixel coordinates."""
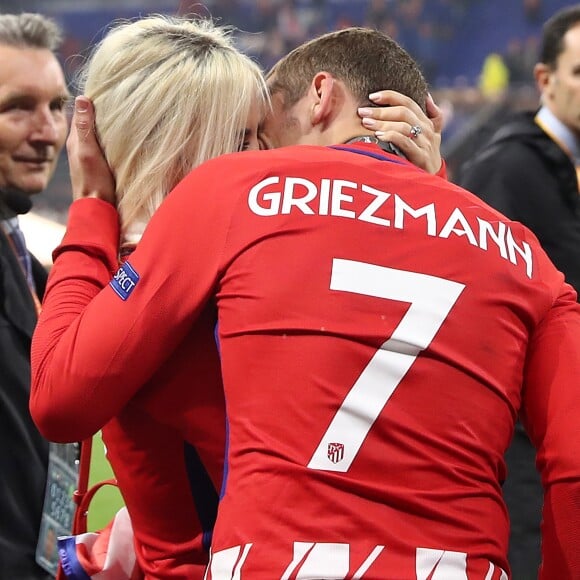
[
  {"left": 102, "top": 408, "right": 210, "bottom": 576},
  {"left": 30, "top": 197, "right": 120, "bottom": 439},
  {"left": 30, "top": 162, "right": 231, "bottom": 442},
  {"left": 521, "top": 280, "right": 580, "bottom": 578}
]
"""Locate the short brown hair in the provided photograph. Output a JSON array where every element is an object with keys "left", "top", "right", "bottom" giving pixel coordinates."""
[{"left": 267, "top": 27, "right": 428, "bottom": 112}]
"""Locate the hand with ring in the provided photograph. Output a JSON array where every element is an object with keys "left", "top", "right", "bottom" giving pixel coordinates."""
[
  {"left": 409, "top": 125, "right": 422, "bottom": 139},
  {"left": 357, "top": 90, "right": 443, "bottom": 175}
]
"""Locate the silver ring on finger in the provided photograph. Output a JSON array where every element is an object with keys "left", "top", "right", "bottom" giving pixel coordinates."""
[{"left": 409, "top": 125, "right": 422, "bottom": 139}]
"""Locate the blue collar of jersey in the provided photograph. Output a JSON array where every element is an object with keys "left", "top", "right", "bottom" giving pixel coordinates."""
[{"left": 330, "top": 142, "right": 407, "bottom": 165}]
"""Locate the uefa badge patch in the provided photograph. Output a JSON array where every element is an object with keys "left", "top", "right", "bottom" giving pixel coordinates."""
[{"left": 110, "top": 261, "right": 139, "bottom": 301}]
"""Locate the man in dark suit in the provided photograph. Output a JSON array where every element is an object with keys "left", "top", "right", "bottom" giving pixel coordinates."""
[
  {"left": 459, "top": 7, "right": 580, "bottom": 578},
  {"left": 0, "top": 13, "right": 68, "bottom": 579}
]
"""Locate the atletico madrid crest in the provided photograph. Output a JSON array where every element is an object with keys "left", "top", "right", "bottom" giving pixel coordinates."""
[{"left": 327, "top": 442, "right": 344, "bottom": 463}]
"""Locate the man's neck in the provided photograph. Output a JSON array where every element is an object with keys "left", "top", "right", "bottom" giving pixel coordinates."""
[
  {"left": 344, "top": 135, "right": 407, "bottom": 159},
  {"left": 536, "top": 105, "right": 580, "bottom": 163}
]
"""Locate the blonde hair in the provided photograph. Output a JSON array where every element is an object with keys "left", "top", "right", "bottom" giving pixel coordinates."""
[{"left": 77, "top": 15, "right": 268, "bottom": 244}]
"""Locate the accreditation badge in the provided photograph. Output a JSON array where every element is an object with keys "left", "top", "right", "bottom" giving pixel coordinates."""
[{"left": 36, "top": 442, "right": 80, "bottom": 576}]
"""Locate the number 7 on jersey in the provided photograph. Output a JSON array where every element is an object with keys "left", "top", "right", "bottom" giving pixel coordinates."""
[{"left": 307, "top": 258, "right": 465, "bottom": 472}]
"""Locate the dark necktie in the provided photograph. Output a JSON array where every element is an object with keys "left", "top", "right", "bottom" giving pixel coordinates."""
[{"left": 7, "top": 221, "right": 35, "bottom": 289}]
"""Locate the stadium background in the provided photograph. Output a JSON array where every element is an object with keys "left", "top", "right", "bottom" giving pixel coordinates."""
[{"left": 6, "top": 0, "right": 572, "bottom": 529}]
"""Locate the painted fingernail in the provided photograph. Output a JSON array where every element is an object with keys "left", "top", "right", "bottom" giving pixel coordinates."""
[
  {"left": 369, "top": 92, "right": 381, "bottom": 101},
  {"left": 75, "top": 98, "right": 88, "bottom": 113},
  {"left": 358, "top": 107, "right": 372, "bottom": 117},
  {"left": 361, "top": 117, "right": 376, "bottom": 128}
]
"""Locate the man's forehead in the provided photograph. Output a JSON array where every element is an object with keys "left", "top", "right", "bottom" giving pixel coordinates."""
[
  {"left": 0, "top": 45, "right": 68, "bottom": 97},
  {"left": 560, "top": 23, "right": 580, "bottom": 59}
]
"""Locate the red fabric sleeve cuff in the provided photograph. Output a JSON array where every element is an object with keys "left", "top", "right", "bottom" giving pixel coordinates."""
[{"left": 53, "top": 198, "right": 120, "bottom": 272}]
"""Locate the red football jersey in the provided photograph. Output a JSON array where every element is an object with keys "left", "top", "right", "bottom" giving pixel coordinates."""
[
  {"left": 31, "top": 143, "right": 580, "bottom": 579},
  {"left": 100, "top": 303, "right": 225, "bottom": 578}
]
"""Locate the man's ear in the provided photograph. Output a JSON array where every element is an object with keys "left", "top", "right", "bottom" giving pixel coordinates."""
[
  {"left": 534, "top": 62, "right": 553, "bottom": 99},
  {"left": 310, "top": 72, "right": 336, "bottom": 127}
]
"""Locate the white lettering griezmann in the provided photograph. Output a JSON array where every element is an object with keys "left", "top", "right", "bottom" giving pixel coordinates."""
[{"left": 247, "top": 176, "right": 533, "bottom": 278}]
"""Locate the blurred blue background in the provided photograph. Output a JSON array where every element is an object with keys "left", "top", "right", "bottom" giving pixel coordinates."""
[{"left": 2, "top": 0, "right": 571, "bottom": 217}]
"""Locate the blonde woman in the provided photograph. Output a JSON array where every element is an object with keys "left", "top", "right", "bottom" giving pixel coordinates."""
[
  {"left": 47, "top": 15, "right": 267, "bottom": 579},
  {"left": 32, "top": 15, "right": 445, "bottom": 580}
]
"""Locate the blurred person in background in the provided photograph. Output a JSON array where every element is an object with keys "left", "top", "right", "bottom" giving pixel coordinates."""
[
  {"left": 459, "top": 5, "right": 580, "bottom": 578},
  {"left": 0, "top": 12, "right": 69, "bottom": 580},
  {"left": 31, "top": 14, "right": 444, "bottom": 579},
  {"left": 32, "top": 25, "right": 580, "bottom": 578}
]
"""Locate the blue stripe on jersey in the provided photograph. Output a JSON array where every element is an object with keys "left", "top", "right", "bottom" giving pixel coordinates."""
[
  {"left": 330, "top": 144, "right": 408, "bottom": 164},
  {"left": 214, "top": 322, "right": 221, "bottom": 355},
  {"left": 213, "top": 321, "right": 230, "bottom": 502},
  {"left": 219, "top": 418, "right": 230, "bottom": 502},
  {"left": 183, "top": 442, "right": 219, "bottom": 552}
]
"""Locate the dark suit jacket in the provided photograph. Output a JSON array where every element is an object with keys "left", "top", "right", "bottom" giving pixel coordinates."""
[
  {"left": 459, "top": 110, "right": 580, "bottom": 294},
  {"left": 459, "top": 111, "right": 580, "bottom": 580},
  {"left": 0, "top": 227, "right": 52, "bottom": 579}
]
